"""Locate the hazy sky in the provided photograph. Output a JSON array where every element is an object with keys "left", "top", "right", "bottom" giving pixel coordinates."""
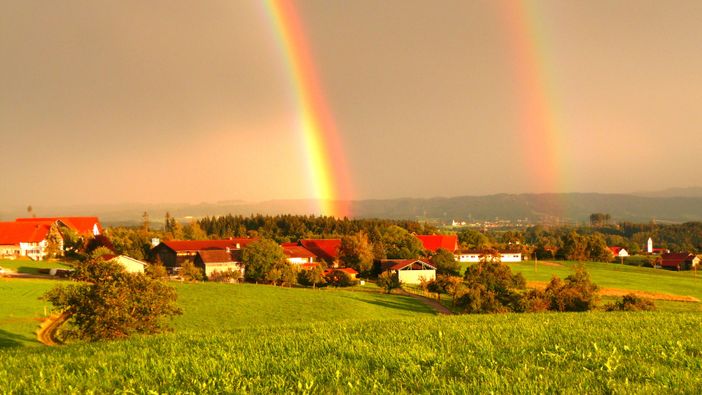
[{"left": 2, "top": 0, "right": 702, "bottom": 207}]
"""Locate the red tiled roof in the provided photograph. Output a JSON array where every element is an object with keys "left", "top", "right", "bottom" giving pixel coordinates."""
[
  {"left": 197, "top": 250, "right": 235, "bottom": 264},
  {"left": 300, "top": 262, "right": 320, "bottom": 269},
  {"left": 0, "top": 222, "right": 51, "bottom": 244},
  {"left": 323, "top": 267, "right": 359, "bottom": 276},
  {"left": 161, "top": 238, "right": 255, "bottom": 252},
  {"left": 300, "top": 239, "right": 341, "bottom": 261},
  {"left": 416, "top": 235, "right": 458, "bottom": 252},
  {"left": 16, "top": 217, "right": 103, "bottom": 234},
  {"left": 281, "top": 242, "right": 299, "bottom": 247},
  {"left": 282, "top": 245, "right": 317, "bottom": 259},
  {"left": 608, "top": 247, "right": 622, "bottom": 254}
]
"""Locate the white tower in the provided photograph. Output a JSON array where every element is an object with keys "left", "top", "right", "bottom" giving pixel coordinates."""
[{"left": 647, "top": 237, "right": 653, "bottom": 254}]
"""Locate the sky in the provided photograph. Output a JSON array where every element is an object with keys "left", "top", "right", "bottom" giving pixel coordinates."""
[{"left": 2, "top": 0, "right": 702, "bottom": 208}]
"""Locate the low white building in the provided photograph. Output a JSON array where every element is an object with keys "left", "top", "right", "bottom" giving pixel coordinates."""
[
  {"left": 108, "top": 255, "right": 147, "bottom": 274},
  {"left": 455, "top": 250, "right": 522, "bottom": 263},
  {"left": 381, "top": 259, "right": 436, "bottom": 284}
]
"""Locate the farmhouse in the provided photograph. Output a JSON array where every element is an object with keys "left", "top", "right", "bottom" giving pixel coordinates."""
[
  {"left": 381, "top": 259, "right": 436, "bottom": 284},
  {"left": 151, "top": 238, "right": 255, "bottom": 269},
  {"left": 0, "top": 222, "right": 52, "bottom": 260},
  {"left": 282, "top": 244, "right": 317, "bottom": 265},
  {"left": 415, "top": 234, "right": 458, "bottom": 253},
  {"left": 609, "top": 246, "right": 629, "bottom": 258},
  {"left": 107, "top": 255, "right": 147, "bottom": 274},
  {"left": 455, "top": 250, "right": 522, "bottom": 263},
  {"left": 300, "top": 239, "right": 340, "bottom": 264},
  {"left": 659, "top": 253, "right": 700, "bottom": 271},
  {"left": 195, "top": 250, "right": 244, "bottom": 278}
]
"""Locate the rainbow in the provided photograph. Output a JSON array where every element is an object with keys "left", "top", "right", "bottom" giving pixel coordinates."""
[
  {"left": 500, "top": 1, "right": 568, "bottom": 196},
  {"left": 263, "top": 0, "right": 353, "bottom": 218}
]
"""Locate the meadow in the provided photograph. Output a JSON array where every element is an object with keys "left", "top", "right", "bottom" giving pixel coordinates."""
[
  {"left": 1, "top": 263, "right": 701, "bottom": 393},
  {"left": 0, "top": 312, "right": 700, "bottom": 393}
]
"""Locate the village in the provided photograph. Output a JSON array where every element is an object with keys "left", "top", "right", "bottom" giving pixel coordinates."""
[{"left": 1, "top": 216, "right": 699, "bottom": 284}]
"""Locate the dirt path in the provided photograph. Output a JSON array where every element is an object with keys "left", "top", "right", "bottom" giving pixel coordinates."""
[
  {"left": 37, "top": 312, "right": 70, "bottom": 346},
  {"left": 399, "top": 290, "right": 454, "bottom": 315}
]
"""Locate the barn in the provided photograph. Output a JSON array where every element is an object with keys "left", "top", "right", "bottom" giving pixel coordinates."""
[{"left": 381, "top": 259, "right": 436, "bottom": 284}]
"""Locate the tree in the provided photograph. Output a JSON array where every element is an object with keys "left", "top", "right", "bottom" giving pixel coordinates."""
[
  {"left": 280, "top": 264, "right": 298, "bottom": 287},
  {"left": 45, "top": 223, "right": 64, "bottom": 259},
  {"left": 338, "top": 231, "right": 374, "bottom": 273},
  {"left": 587, "top": 233, "right": 613, "bottom": 262},
  {"left": 431, "top": 248, "right": 460, "bottom": 275},
  {"left": 381, "top": 225, "right": 425, "bottom": 259},
  {"left": 241, "top": 239, "right": 287, "bottom": 283},
  {"left": 299, "top": 265, "right": 326, "bottom": 289},
  {"left": 376, "top": 271, "right": 401, "bottom": 293},
  {"left": 145, "top": 262, "right": 169, "bottom": 279},
  {"left": 142, "top": 211, "right": 150, "bottom": 232},
  {"left": 265, "top": 267, "right": 283, "bottom": 286},
  {"left": 84, "top": 235, "right": 115, "bottom": 257},
  {"left": 179, "top": 260, "right": 203, "bottom": 282},
  {"left": 42, "top": 259, "right": 182, "bottom": 341},
  {"left": 544, "top": 267, "right": 598, "bottom": 312},
  {"left": 560, "top": 231, "right": 588, "bottom": 261},
  {"left": 325, "top": 269, "right": 357, "bottom": 287},
  {"left": 589, "top": 213, "right": 611, "bottom": 227},
  {"left": 183, "top": 221, "right": 208, "bottom": 241},
  {"left": 457, "top": 261, "right": 526, "bottom": 313},
  {"left": 458, "top": 229, "right": 491, "bottom": 249}
]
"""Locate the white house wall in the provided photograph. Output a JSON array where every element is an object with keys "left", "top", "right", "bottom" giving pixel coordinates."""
[{"left": 398, "top": 269, "right": 436, "bottom": 285}]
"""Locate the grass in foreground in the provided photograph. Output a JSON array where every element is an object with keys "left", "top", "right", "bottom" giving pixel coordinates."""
[
  {"left": 0, "top": 312, "right": 700, "bottom": 393},
  {"left": 0, "top": 279, "right": 56, "bottom": 347}
]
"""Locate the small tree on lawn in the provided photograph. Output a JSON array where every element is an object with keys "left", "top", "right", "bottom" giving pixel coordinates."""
[
  {"left": 299, "top": 265, "right": 326, "bottom": 289},
  {"left": 45, "top": 223, "right": 64, "bottom": 259},
  {"left": 377, "top": 271, "right": 401, "bottom": 294},
  {"left": 145, "top": 262, "right": 169, "bottom": 280},
  {"left": 180, "top": 260, "right": 203, "bottom": 282},
  {"left": 280, "top": 264, "right": 298, "bottom": 287},
  {"left": 241, "top": 239, "right": 287, "bottom": 283},
  {"left": 266, "top": 267, "right": 283, "bottom": 286},
  {"left": 42, "top": 258, "right": 182, "bottom": 341}
]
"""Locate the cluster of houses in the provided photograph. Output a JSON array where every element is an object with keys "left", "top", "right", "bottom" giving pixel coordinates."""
[{"left": 1, "top": 216, "right": 698, "bottom": 282}]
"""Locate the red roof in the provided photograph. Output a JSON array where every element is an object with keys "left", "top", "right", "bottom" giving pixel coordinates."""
[
  {"left": 160, "top": 238, "right": 255, "bottom": 252},
  {"left": 16, "top": 217, "right": 103, "bottom": 235},
  {"left": 197, "top": 250, "right": 235, "bottom": 264},
  {"left": 608, "top": 246, "right": 622, "bottom": 255},
  {"left": 300, "top": 239, "right": 341, "bottom": 261},
  {"left": 0, "top": 222, "right": 51, "bottom": 244},
  {"left": 416, "top": 235, "right": 458, "bottom": 252},
  {"left": 300, "top": 262, "right": 321, "bottom": 269},
  {"left": 660, "top": 253, "right": 695, "bottom": 268},
  {"left": 282, "top": 245, "right": 317, "bottom": 259}
]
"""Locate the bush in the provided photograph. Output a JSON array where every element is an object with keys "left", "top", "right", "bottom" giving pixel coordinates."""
[
  {"left": 298, "top": 266, "right": 326, "bottom": 289},
  {"left": 376, "top": 271, "right": 401, "bottom": 293},
  {"left": 544, "top": 268, "right": 598, "bottom": 312},
  {"left": 208, "top": 269, "right": 242, "bottom": 283},
  {"left": 325, "top": 270, "right": 358, "bottom": 287},
  {"left": 179, "top": 261, "right": 203, "bottom": 282},
  {"left": 145, "top": 262, "right": 169, "bottom": 280},
  {"left": 42, "top": 259, "right": 182, "bottom": 341},
  {"left": 604, "top": 293, "right": 656, "bottom": 312},
  {"left": 455, "top": 262, "right": 527, "bottom": 313}
]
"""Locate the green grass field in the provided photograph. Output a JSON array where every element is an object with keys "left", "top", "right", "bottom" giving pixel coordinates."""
[
  {"left": 0, "top": 258, "right": 73, "bottom": 275},
  {"left": 1, "top": 264, "right": 701, "bottom": 393},
  {"left": 0, "top": 280, "right": 435, "bottom": 348},
  {"left": 0, "top": 312, "right": 700, "bottom": 393},
  {"left": 511, "top": 260, "right": 702, "bottom": 300}
]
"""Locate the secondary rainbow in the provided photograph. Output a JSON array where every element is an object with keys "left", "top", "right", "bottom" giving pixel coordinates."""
[
  {"left": 263, "top": 0, "right": 353, "bottom": 218},
  {"left": 500, "top": 1, "right": 568, "bottom": 197}
]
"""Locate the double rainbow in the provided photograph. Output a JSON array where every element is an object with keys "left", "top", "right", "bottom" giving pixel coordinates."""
[{"left": 264, "top": 0, "right": 352, "bottom": 218}]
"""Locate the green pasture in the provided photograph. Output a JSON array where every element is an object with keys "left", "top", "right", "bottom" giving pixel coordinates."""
[
  {"left": 0, "top": 258, "right": 73, "bottom": 275},
  {"left": 0, "top": 280, "right": 435, "bottom": 349},
  {"left": 1, "top": 312, "right": 700, "bottom": 393},
  {"left": 171, "top": 282, "right": 435, "bottom": 332},
  {"left": 510, "top": 260, "right": 702, "bottom": 300},
  {"left": 0, "top": 279, "right": 56, "bottom": 347}
]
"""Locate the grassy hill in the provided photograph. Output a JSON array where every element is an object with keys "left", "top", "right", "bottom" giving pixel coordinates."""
[
  {"left": 1, "top": 265, "right": 701, "bottom": 392},
  {"left": 1, "top": 312, "right": 700, "bottom": 393}
]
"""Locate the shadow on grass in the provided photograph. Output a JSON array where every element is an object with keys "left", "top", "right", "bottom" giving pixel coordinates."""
[
  {"left": 0, "top": 328, "right": 35, "bottom": 348},
  {"left": 16, "top": 267, "right": 41, "bottom": 275},
  {"left": 348, "top": 293, "right": 434, "bottom": 314}
]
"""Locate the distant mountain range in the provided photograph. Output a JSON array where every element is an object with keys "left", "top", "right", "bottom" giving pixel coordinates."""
[{"left": 2, "top": 190, "right": 701, "bottom": 226}]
